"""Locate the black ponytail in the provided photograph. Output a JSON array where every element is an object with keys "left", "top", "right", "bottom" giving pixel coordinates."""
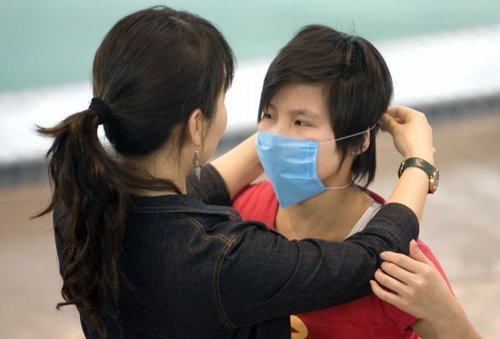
[{"left": 37, "top": 108, "right": 179, "bottom": 336}]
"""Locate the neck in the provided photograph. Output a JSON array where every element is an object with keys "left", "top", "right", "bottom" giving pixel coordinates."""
[
  {"left": 121, "top": 150, "right": 190, "bottom": 196},
  {"left": 276, "top": 184, "right": 374, "bottom": 241}
]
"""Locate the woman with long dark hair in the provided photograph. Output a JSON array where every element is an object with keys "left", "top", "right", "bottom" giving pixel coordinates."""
[{"left": 38, "top": 6, "right": 435, "bottom": 338}]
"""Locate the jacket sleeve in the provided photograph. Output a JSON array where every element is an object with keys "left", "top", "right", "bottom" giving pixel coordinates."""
[
  {"left": 186, "top": 164, "right": 232, "bottom": 206},
  {"left": 217, "top": 202, "right": 419, "bottom": 329}
]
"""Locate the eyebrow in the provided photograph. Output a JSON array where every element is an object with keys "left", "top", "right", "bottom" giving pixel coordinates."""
[{"left": 267, "top": 103, "right": 321, "bottom": 120}]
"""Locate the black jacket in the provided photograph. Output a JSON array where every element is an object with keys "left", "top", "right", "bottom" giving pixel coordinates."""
[{"left": 54, "top": 164, "right": 418, "bottom": 338}]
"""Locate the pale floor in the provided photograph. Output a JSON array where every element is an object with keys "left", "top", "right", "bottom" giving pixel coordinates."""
[{"left": 1, "top": 113, "right": 499, "bottom": 338}]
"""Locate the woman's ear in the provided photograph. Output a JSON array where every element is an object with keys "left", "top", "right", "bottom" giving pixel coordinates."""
[{"left": 187, "top": 108, "right": 204, "bottom": 147}]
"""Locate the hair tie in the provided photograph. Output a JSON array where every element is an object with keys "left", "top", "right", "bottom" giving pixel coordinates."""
[{"left": 89, "top": 97, "right": 112, "bottom": 124}]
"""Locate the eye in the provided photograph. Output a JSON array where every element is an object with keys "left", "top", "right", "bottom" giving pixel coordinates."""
[
  {"left": 295, "top": 120, "right": 311, "bottom": 127},
  {"left": 261, "top": 112, "right": 273, "bottom": 120}
]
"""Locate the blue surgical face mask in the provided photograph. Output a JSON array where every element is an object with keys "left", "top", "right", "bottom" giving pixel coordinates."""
[{"left": 255, "top": 126, "right": 375, "bottom": 208}]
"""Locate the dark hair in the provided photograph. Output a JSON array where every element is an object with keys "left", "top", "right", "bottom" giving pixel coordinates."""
[
  {"left": 36, "top": 6, "right": 234, "bottom": 337},
  {"left": 258, "top": 24, "right": 393, "bottom": 186}
]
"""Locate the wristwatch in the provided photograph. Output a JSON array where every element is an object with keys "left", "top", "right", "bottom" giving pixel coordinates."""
[{"left": 398, "top": 157, "right": 439, "bottom": 194}]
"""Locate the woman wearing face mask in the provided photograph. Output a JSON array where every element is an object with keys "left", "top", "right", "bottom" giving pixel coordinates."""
[
  {"left": 38, "top": 7, "right": 436, "bottom": 338},
  {"left": 226, "top": 25, "right": 479, "bottom": 338}
]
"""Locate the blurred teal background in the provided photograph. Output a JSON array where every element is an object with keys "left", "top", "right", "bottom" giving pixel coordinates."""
[{"left": 2, "top": 0, "right": 500, "bottom": 93}]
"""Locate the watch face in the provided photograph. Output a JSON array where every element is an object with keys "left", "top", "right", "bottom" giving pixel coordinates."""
[
  {"left": 429, "top": 169, "right": 440, "bottom": 193},
  {"left": 398, "top": 161, "right": 405, "bottom": 178}
]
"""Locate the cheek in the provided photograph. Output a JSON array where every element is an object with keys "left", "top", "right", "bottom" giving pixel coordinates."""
[
  {"left": 219, "top": 107, "right": 227, "bottom": 135},
  {"left": 258, "top": 119, "right": 273, "bottom": 132},
  {"left": 202, "top": 108, "right": 226, "bottom": 162},
  {"left": 316, "top": 142, "right": 342, "bottom": 180}
]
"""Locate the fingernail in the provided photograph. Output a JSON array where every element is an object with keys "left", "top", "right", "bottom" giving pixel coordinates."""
[
  {"left": 380, "top": 252, "right": 388, "bottom": 259},
  {"left": 410, "top": 239, "right": 419, "bottom": 250}
]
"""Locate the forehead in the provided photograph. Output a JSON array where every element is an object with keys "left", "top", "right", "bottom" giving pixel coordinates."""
[{"left": 269, "top": 83, "right": 329, "bottom": 119}]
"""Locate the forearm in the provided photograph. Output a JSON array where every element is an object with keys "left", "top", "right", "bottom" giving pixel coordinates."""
[
  {"left": 412, "top": 307, "right": 483, "bottom": 339},
  {"left": 221, "top": 203, "right": 419, "bottom": 326},
  {"left": 386, "top": 137, "right": 434, "bottom": 223},
  {"left": 360, "top": 202, "right": 419, "bottom": 255},
  {"left": 386, "top": 167, "right": 429, "bottom": 222},
  {"left": 381, "top": 106, "right": 435, "bottom": 222},
  {"left": 211, "top": 133, "right": 263, "bottom": 199},
  {"left": 412, "top": 317, "right": 482, "bottom": 339}
]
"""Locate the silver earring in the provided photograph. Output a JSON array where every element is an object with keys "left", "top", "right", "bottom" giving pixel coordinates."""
[{"left": 192, "top": 150, "right": 201, "bottom": 181}]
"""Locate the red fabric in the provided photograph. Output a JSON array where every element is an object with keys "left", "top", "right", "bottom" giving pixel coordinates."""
[{"left": 233, "top": 181, "right": 451, "bottom": 339}]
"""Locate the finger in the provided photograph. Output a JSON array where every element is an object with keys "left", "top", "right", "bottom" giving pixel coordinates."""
[
  {"left": 374, "top": 268, "right": 411, "bottom": 296},
  {"left": 370, "top": 280, "right": 403, "bottom": 307},
  {"left": 380, "top": 261, "right": 416, "bottom": 285},
  {"left": 380, "top": 250, "right": 424, "bottom": 274},
  {"left": 409, "top": 239, "right": 435, "bottom": 267},
  {"left": 386, "top": 106, "right": 410, "bottom": 121},
  {"left": 377, "top": 118, "right": 386, "bottom": 132},
  {"left": 378, "top": 113, "right": 396, "bottom": 133}
]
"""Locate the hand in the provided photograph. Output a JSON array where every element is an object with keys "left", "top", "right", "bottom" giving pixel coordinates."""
[
  {"left": 370, "top": 240, "right": 455, "bottom": 321},
  {"left": 379, "top": 106, "right": 434, "bottom": 165},
  {"left": 370, "top": 241, "right": 483, "bottom": 338}
]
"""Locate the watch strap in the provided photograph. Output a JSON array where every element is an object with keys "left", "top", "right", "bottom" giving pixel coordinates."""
[
  {"left": 398, "top": 157, "right": 434, "bottom": 178},
  {"left": 398, "top": 157, "right": 439, "bottom": 193}
]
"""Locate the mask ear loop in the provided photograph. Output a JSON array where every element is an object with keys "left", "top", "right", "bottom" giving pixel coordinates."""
[
  {"left": 330, "top": 124, "right": 376, "bottom": 143},
  {"left": 318, "top": 124, "right": 376, "bottom": 145},
  {"left": 321, "top": 124, "right": 376, "bottom": 190}
]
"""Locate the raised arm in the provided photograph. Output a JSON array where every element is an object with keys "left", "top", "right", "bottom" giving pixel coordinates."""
[
  {"left": 380, "top": 106, "right": 435, "bottom": 221},
  {"left": 211, "top": 133, "right": 263, "bottom": 199},
  {"left": 186, "top": 133, "right": 262, "bottom": 204}
]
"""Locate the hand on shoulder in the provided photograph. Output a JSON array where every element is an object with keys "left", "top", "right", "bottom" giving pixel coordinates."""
[{"left": 370, "top": 240, "right": 483, "bottom": 339}]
